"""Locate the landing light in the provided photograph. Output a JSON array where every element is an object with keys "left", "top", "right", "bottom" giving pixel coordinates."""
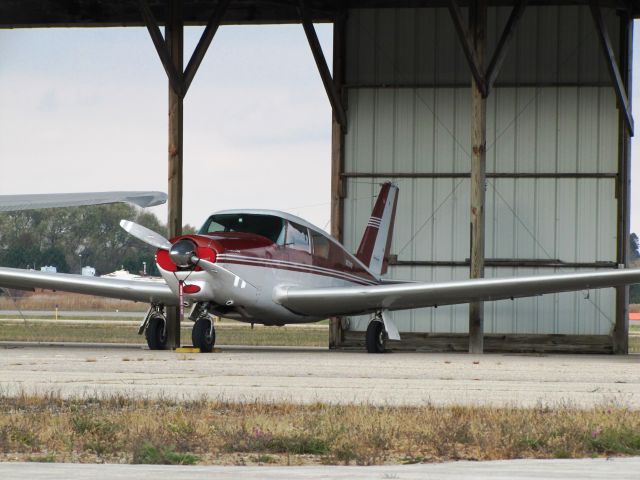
[{"left": 183, "top": 284, "right": 201, "bottom": 294}]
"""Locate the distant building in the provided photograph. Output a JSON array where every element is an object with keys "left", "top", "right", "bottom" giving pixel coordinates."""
[
  {"left": 40, "top": 266, "right": 57, "bottom": 273},
  {"left": 81, "top": 266, "right": 96, "bottom": 277}
]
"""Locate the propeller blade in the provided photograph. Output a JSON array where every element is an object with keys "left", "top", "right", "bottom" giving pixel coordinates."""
[{"left": 120, "top": 220, "right": 172, "bottom": 250}]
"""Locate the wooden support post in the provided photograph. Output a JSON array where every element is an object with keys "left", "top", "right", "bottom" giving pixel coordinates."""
[
  {"left": 330, "top": 12, "right": 346, "bottom": 349},
  {"left": 469, "top": 0, "right": 487, "bottom": 354},
  {"left": 166, "top": 0, "right": 184, "bottom": 350},
  {"left": 614, "top": 14, "right": 633, "bottom": 354}
]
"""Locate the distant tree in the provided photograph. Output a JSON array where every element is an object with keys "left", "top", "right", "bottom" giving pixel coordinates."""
[
  {"left": 0, "top": 205, "right": 190, "bottom": 276},
  {"left": 631, "top": 233, "right": 640, "bottom": 261}
]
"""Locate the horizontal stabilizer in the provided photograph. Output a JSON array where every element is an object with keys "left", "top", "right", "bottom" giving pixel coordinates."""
[{"left": 0, "top": 191, "right": 167, "bottom": 212}]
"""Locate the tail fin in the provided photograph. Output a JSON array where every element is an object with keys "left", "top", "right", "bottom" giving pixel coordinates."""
[{"left": 355, "top": 182, "right": 399, "bottom": 276}]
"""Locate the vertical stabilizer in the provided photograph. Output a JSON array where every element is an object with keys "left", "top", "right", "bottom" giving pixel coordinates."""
[{"left": 356, "top": 182, "right": 399, "bottom": 276}]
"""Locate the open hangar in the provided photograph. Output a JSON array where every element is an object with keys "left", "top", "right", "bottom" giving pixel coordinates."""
[{"left": 1, "top": 1, "right": 637, "bottom": 354}]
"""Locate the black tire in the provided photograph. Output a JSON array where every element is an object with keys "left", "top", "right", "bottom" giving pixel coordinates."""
[
  {"left": 192, "top": 317, "right": 215, "bottom": 353},
  {"left": 146, "top": 315, "right": 168, "bottom": 350},
  {"left": 366, "top": 320, "right": 386, "bottom": 353}
]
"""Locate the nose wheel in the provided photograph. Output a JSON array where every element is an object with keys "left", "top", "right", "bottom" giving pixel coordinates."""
[{"left": 192, "top": 317, "right": 216, "bottom": 353}]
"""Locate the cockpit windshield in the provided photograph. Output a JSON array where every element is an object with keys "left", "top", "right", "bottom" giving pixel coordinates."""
[{"left": 199, "top": 213, "right": 285, "bottom": 244}]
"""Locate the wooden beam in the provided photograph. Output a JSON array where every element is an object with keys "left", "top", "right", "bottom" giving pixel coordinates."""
[
  {"left": 183, "top": 0, "right": 232, "bottom": 95},
  {"left": 447, "top": 0, "right": 486, "bottom": 97},
  {"left": 165, "top": 0, "right": 185, "bottom": 349},
  {"left": 469, "top": 0, "right": 487, "bottom": 354},
  {"left": 589, "top": 0, "right": 634, "bottom": 135},
  {"left": 298, "top": 0, "right": 347, "bottom": 129},
  {"left": 330, "top": 11, "right": 347, "bottom": 350},
  {"left": 485, "top": 0, "right": 528, "bottom": 95},
  {"left": 138, "top": 0, "right": 184, "bottom": 98},
  {"left": 614, "top": 13, "right": 633, "bottom": 355}
]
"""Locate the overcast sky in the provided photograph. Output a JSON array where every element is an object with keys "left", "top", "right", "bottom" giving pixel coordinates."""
[
  {"left": 0, "top": 21, "right": 639, "bottom": 239},
  {"left": 0, "top": 25, "right": 334, "bottom": 231}
]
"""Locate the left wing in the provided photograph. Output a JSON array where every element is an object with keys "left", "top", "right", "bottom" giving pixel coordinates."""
[
  {"left": 273, "top": 268, "right": 640, "bottom": 317},
  {"left": 0, "top": 267, "right": 177, "bottom": 305},
  {"left": 0, "top": 191, "right": 167, "bottom": 212}
]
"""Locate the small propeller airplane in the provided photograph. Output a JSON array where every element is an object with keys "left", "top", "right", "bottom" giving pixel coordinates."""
[{"left": 1, "top": 184, "right": 640, "bottom": 353}]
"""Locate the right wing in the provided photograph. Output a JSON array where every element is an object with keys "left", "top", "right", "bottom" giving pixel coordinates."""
[
  {"left": 273, "top": 268, "right": 640, "bottom": 317},
  {"left": 0, "top": 267, "right": 177, "bottom": 305}
]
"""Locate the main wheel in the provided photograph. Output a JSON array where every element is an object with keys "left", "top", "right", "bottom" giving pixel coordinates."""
[
  {"left": 146, "top": 315, "right": 168, "bottom": 350},
  {"left": 192, "top": 317, "right": 215, "bottom": 353},
  {"left": 366, "top": 320, "right": 386, "bottom": 353}
]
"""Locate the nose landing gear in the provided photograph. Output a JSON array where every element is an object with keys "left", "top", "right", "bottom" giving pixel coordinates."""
[{"left": 192, "top": 316, "right": 215, "bottom": 352}]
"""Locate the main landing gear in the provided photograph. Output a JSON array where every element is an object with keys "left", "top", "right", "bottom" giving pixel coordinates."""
[
  {"left": 366, "top": 318, "right": 387, "bottom": 353},
  {"left": 141, "top": 306, "right": 168, "bottom": 350}
]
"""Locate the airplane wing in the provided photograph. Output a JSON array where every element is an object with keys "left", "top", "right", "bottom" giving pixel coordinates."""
[
  {"left": 0, "top": 267, "right": 177, "bottom": 305},
  {"left": 0, "top": 191, "right": 167, "bottom": 212},
  {"left": 273, "top": 268, "right": 640, "bottom": 317}
]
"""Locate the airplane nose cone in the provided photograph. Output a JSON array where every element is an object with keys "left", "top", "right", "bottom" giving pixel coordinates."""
[{"left": 169, "top": 238, "right": 197, "bottom": 268}]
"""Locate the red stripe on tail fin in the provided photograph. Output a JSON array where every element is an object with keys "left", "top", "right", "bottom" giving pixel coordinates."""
[{"left": 356, "top": 182, "right": 399, "bottom": 276}]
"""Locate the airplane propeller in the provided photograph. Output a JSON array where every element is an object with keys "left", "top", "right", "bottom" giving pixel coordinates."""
[
  {"left": 120, "top": 220, "right": 172, "bottom": 250},
  {"left": 120, "top": 219, "right": 256, "bottom": 290}
]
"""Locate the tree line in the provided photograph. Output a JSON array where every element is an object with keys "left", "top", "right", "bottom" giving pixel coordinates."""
[{"left": 0, "top": 204, "right": 195, "bottom": 276}]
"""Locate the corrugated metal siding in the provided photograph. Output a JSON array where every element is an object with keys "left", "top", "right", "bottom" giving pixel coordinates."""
[
  {"left": 346, "top": 7, "right": 618, "bottom": 86},
  {"left": 343, "top": 6, "right": 621, "bottom": 335}
]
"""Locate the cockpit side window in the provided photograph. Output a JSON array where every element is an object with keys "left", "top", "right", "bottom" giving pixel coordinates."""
[
  {"left": 311, "top": 231, "right": 330, "bottom": 259},
  {"left": 199, "top": 214, "right": 285, "bottom": 244},
  {"left": 286, "top": 221, "right": 310, "bottom": 252}
]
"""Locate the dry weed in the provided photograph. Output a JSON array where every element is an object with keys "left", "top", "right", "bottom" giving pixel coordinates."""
[{"left": 1, "top": 394, "right": 639, "bottom": 466}]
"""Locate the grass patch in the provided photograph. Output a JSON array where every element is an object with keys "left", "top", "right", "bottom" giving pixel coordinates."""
[
  {"left": 132, "top": 440, "right": 199, "bottom": 465},
  {"left": 0, "top": 323, "right": 327, "bottom": 347},
  {"left": 0, "top": 291, "right": 147, "bottom": 312},
  {"left": 1, "top": 395, "right": 640, "bottom": 466},
  {"left": 223, "top": 426, "right": 330, "bottom": 455}
]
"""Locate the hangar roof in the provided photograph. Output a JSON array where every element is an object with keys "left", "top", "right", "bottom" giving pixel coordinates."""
[{"left": 0, "top": 0, "right": 637, "bottom": 28}]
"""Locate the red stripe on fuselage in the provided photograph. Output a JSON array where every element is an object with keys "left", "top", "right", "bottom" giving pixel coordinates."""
[{"left": 218, "top": 257, "right": 378, "bottom": 286}]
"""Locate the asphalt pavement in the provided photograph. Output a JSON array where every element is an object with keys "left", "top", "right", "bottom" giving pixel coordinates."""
[
  {"left": 1, "top": 457, "right": 639, "bottom": 479},
  {"left": 1, "top": 343, "right": 639, "bottom": 408}
]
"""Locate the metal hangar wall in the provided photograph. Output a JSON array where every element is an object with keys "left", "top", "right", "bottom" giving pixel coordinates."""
[{"left": 330, "top": 4, "right": 634, "bottom": 354}]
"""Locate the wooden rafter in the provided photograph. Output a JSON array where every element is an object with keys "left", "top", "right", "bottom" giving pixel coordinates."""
[
  {"left": 448, "top": 0, "right": 529, "bottom": 98},
  {"left": 589, "top": 0, "right": 634, "bottom": 135},
  {"left": 138, "top": 0, "right": 184, "bottom": 97},
  {"left": 183, "top": 0, "right": 232, "bottom": 94},
  {"left": 485, "top": 0, "right": 528, "bottom": 96},
  {"left": 448, "top": 0, "right": 486, "bottom": 97},
  {"left": 140, "top": 0, "right": 231, "bottom": 99},
  {"left": 298, "top": 0, "right": 348, "bottom": 129}
]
